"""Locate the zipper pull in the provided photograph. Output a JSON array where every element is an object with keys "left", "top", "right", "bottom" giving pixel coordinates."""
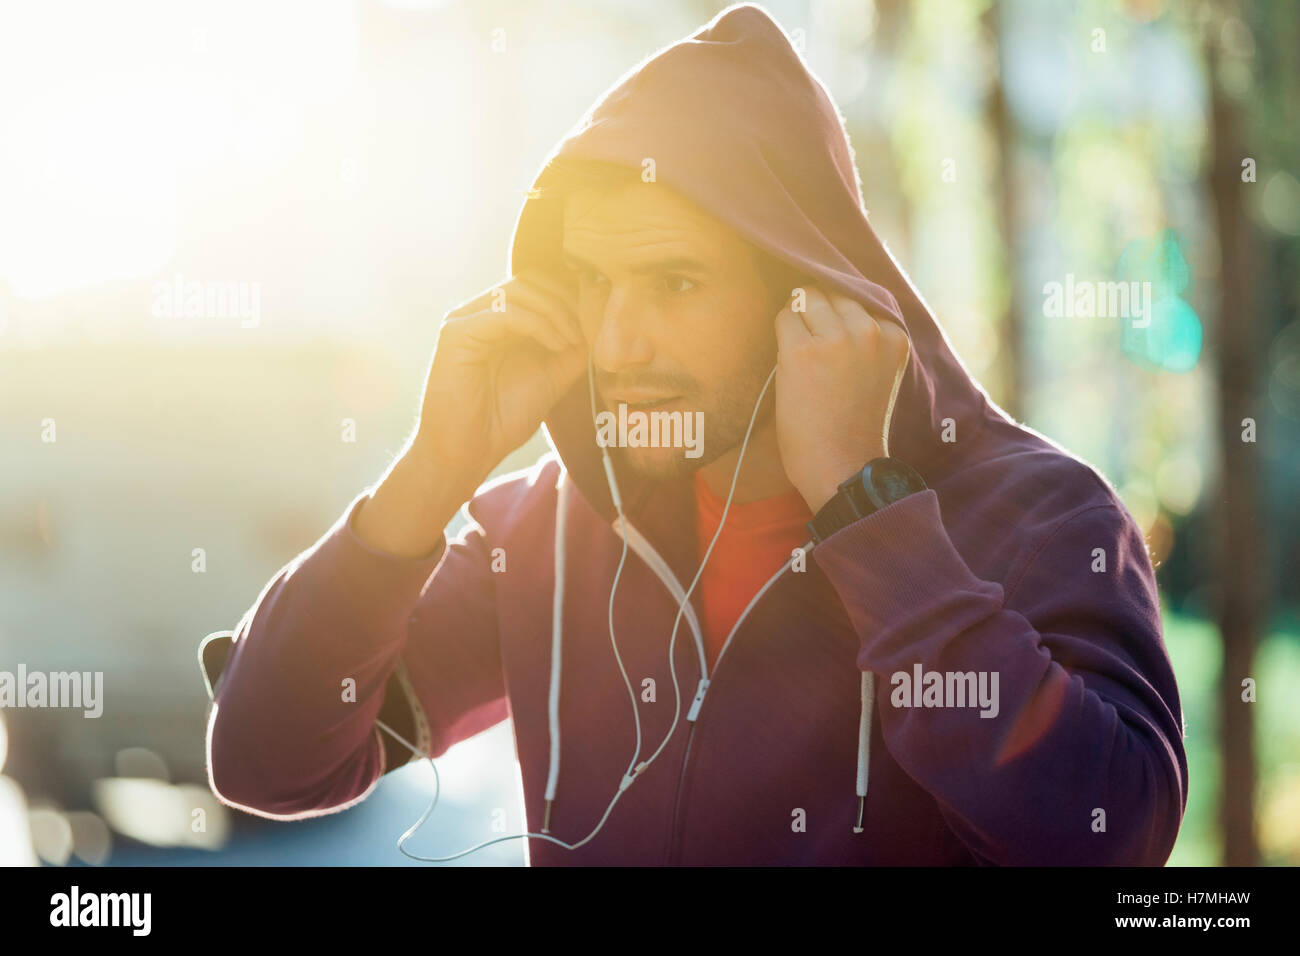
[{"left": 686, "top": 678, "right": 710, "bottom": 722}]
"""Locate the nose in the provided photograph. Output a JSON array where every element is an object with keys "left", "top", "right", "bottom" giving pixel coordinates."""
[{"left": 590, "top": 285, "right": 654, "bottom": 375}]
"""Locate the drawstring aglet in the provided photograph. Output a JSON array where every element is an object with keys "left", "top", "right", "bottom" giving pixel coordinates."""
[
  {"left": 853, "top": 796, "right": 865, "bottom": 834},
  {"left": 542, "top": 800, "right": 554, "bottom": 833}
]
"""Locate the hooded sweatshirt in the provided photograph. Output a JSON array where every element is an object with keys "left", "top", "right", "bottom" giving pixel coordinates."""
[{"left": 205, "top": 3, "right": 1187, "bottom": 866}]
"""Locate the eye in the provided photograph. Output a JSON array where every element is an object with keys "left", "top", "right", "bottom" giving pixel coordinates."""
[{"left": 662, "top": 274, "right": 696, "bottom": 294}]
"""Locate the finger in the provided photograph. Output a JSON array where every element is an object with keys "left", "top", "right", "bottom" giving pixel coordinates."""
[
  {"left": 775, "top": 303, "right": 811, "bottom": 351},
  {"left": 794, "top": 286, "right": 842, "bottom": 340},
  {"left": 453, "top": 306, "right": 572, "bottom": 353},
  {"left": 444, "top": 277, "right": 575, "bottom": 332},
  {"left": 517, "top": 268, "right": 580, "bottom": 318},
  {"left": 832, "top": 294, "right": 901, "bottom": 358},
  {"left": 504, "top": 277, "right": 583, "bottom": 347},
  {"left": 877, "top": 316, "right": 912, "bottom": 365},
  {"left": 445, "top": 285, "right": 505, "bottom": 320},
  {"left": 444, "top": 278, "right": 580, "bottom": 350},
  {"left": 827, "top": 293, "right": 875, "bottom": 335}
]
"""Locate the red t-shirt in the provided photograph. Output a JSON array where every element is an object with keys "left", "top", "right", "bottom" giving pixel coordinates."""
[{"left": 692, "top": 470, "right": 813, "bottom": 671}]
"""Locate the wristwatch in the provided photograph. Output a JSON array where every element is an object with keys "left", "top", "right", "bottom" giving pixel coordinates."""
[{"left": 806, "top": 457, "right": 928, "bottom": 545}]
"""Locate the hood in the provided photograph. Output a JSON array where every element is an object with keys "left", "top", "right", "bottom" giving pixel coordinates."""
[{"left": 510, "top": 2, "right": 994, "bottom": 572}]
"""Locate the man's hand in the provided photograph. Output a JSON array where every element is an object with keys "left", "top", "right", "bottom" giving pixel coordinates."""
[
  {"left": 354, "top": 269, "right": 586, "bottom": 558},
  {"left": 774, "top": 285, "right": 911, "bottom": 514},
  {"left": 413, "top": 269, "right": 588, "bottom": 493}
]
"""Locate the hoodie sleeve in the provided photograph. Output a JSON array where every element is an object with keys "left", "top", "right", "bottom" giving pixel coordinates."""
[
  {"left": 206, "top": 489, "right": 508, "bottom": 819},
  {"left": 812, "top": 489, "right": 1187, "bottom": 866}
]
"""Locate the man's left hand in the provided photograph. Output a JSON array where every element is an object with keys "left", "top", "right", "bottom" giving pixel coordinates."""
[{"left": 774, "top": 285, "right": 912, "bottom": 514}]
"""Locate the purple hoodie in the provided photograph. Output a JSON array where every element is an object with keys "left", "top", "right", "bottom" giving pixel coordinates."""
[{"left": 205, "top": 4, "right": 1187, "bottom": 865}]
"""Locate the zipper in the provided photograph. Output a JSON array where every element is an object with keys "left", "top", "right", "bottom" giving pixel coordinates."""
[
  {"left": 663, "top": 545, "right": 806, "bottom": 864},
  {"left": 664, "top": 723, "right": 698, "bottom": 863},
  {"left": 610, "top": 517, "right": 708, "bottom": 864},
  {"left": 612, "top": 515, "right": 805, "bottom": 865}
]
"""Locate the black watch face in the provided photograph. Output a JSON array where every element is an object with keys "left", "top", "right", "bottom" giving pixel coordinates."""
[{"left": 866, "top": 459, "right": 923, "bottom": 505}]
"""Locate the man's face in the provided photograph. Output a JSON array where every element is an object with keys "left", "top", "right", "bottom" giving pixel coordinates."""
[{"left": 562, "top": 180, "right": 783, "bottom": 482}]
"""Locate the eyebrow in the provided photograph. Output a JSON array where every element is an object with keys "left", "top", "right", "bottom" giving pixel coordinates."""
[{"left": 562, "top": 251, "right": 711, "bottom": 276}]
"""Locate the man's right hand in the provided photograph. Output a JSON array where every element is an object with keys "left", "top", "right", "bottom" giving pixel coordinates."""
[
  {"left": 414, "top": 269, "right": 587, "bottom": 493},
  {"left": 354, "top": 270, "right": 587, "bottom": 559}
]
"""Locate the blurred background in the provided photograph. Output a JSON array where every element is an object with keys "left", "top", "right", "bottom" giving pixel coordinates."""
[{"left": 0, "top": 0, "right": 1296, "bottom": 867}]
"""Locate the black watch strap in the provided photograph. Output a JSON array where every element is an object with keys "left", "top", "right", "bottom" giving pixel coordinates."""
[
  {"left": 806, "top": 457, "right": 927, "bottom": 545},
  {"left": 807, "top": 488, "right": 864, "bottom": 545}
]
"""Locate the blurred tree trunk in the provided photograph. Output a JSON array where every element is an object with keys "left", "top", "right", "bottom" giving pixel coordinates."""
[
  {"left": 1205, "top": 5, "right": 1264, "bottom": 867},
  {"left": 982, "top": 1, "right": 1023, "bottom": 421},
  {"left": 874, "top": 0, "right": 914, "bottom": 260}
]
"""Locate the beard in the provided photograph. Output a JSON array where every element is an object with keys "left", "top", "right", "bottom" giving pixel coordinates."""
[{"left": 599, "top": 355, "right": 775, "bottom": 484}]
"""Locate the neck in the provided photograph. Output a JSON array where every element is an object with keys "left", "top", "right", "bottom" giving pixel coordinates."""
[{"left": 696, "top": 418, "right": 795, "bottom": 504}]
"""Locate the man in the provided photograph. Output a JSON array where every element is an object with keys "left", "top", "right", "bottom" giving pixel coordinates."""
[{"left": 205, "top": 3, "right": 1186, "bottom": 865}]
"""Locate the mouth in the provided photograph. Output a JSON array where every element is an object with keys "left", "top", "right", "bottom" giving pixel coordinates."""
[
  {"left": 611, "top": 395, "right": 683, "bottom": 412},
  {"left": 616, "top": 398, "right": 686, "bottom": 416}
]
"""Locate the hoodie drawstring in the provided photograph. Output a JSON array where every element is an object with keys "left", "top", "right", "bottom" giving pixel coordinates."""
[
  {"left": 542, "top": 470, "right": 570, "bottom": 832},
  {"left": 855, "top": 670, "right": 875, "bottom": 832}
]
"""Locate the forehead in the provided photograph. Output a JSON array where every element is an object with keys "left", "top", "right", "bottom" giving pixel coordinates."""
[{"left": 561, "top": 182, "right": 744, "bottom": 263}]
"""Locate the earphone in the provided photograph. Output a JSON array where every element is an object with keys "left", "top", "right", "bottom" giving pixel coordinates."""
[{"left": 378, "top": 354, "right": 780, "bottom": 862}]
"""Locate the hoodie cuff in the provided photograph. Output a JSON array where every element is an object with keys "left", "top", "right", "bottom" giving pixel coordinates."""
[
  {"left": 810, "top": 490, "right": 1004, "bottom": 661},
  {"left": 323, "top": 491, "right": 449, "bottom": 615}
]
